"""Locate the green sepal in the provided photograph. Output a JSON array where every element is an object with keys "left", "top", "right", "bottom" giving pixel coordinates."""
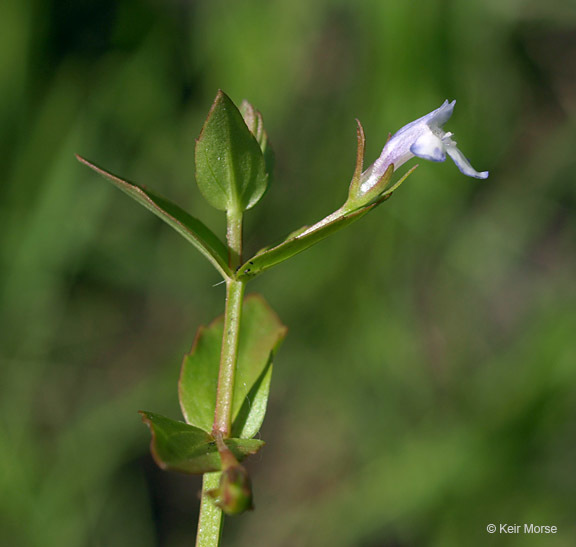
[
  {"left": 139, "top": 411, "right": 264, "bottom": 474},
  {"left": 76, "top": 156, "right": 231, "bottom": 279},
  {"left": 195, "top": 90, "right": 269, "bottom": 212},
  {"left": 380, "top": 164, "right": 419, "bottom": 197},
  {"left": 346, "top": 119, "right": 368, "bottom": 199},
  {"left": 179, "top": 295, "right": 287, "bottom": 438},
  {"left": 346, "top": 121, "right": 415, "bottom": 209}
]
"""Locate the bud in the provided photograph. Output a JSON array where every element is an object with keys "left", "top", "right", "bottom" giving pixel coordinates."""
[
  {"left": 208, "top": 464, "right": 254, "bottom": 515},
  {"left": 240, "top": 100, "right": 275, "bottom": 178},
  {"left": 207, "top": 432, "right": 255, "bottom": 515}
]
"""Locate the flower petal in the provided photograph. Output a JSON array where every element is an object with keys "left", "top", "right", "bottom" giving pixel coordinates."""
[
  {"left": 395, "top": 100, "right": 455, "bottom": 136},
  {"left": 427, "top": 99, "right": 456, "bottom": 127},
  {"left": 410, "top": 130, "right": 446, "bottom": 162},
  {"left": 445, "top": 144, "right": 489, "bottom": 179}
]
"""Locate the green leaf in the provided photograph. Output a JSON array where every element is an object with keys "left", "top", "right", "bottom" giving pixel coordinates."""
[
  {"left": 179, "top": 294, "right": 287, "bottom": 438},
  {"left": 236, "top": 202, "right": 383, "bottom": 280},
  {"left": 140, "top": 411, "right": 264, "bottom": 474},
  {"left": 195, "top": 90, "right": 268, "bottom": 212},
  {"left": 76, "top": 155, "right": 231, "bottom": 279},
  {"left": 236, "top": 165, "right": 419, "bottom": 281}
]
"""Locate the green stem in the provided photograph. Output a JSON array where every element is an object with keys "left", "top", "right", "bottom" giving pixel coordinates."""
[
  {"left": 213, "top": 207, "right": 245, "bottom": 437},
  {"left": 196, "top": 208, "right": 245, "bottom": 547},
  {"left": 226, "top": 208, "right": 243, "bottom": 271},
  {"left": 212, "top": 278, "right": 245, "bottom": 437},
  {"left": 196, "top": 472, "right": 223, "bottom": 547}
]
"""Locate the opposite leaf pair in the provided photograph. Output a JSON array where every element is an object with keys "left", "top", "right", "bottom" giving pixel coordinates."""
[
  {"left": 78, "top": 91, "right": 487, "bottom": 284},
  {"left": 140, "top": 295, "right": 286, "bottom": 477},
  {"left": 76, "top": 91, "right": 272, "bottom": 279}
]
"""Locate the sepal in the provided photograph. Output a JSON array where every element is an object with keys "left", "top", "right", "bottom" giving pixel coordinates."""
[
  {"left": 346, "top": 119, "right": 367, "bottom": 198},
  {"left": 345, "top": 123, "right": 410, "bottom": 209}
]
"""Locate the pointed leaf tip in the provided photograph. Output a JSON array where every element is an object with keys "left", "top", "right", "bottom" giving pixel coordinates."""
[
  {"left": 76, "top": 155, "right": 231, "bottom": 278},
  {"left": 195, "top": 91, "right": 269, "bottom": 212}
]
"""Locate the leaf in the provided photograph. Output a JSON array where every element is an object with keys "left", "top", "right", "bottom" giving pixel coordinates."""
[
  {"left": 236, "top": 203, "right": 381, "bottom": 280},
  {"left": 140, "top": 411, "right": 264, "bottom": 474},
  {"left": 236, "top": 166, "right": 419, "bottom": 280},
  {"left": 230, "top": 296, "right": 285, "bottom": 438},
  {"left": 231, "top": 355, "right": 273, "bottom": 439},
  {"left": 179, "top": 294, "right": 287, "bottom": 438},
  {"left": 195, "top": 90, "right": 268, "bottom": 212},
  {"left": 76, "top": 155, "right": 231, "bottom": 279}
]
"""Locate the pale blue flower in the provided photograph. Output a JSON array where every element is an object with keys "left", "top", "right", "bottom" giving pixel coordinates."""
[{"left": 361, "top": 100, "right": 488, "bottom": 193}]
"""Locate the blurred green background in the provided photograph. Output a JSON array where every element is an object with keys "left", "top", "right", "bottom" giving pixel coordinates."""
[{"left": 1, "top": 0, "right": 576, "bottom": 545}]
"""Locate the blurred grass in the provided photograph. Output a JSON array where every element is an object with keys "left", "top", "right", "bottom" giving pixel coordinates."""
[{"left": 1, "top": 0, "right": 575, "bottom": 545}]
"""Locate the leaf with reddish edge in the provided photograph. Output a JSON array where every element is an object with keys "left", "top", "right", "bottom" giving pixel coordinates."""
[{"left": 139, "top": 411, "right": 264, "bottom": 474}]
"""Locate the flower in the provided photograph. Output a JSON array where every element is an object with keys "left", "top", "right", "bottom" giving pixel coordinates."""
[{"left": 360, "top": 100, "right": 488, "bottom": 194}]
